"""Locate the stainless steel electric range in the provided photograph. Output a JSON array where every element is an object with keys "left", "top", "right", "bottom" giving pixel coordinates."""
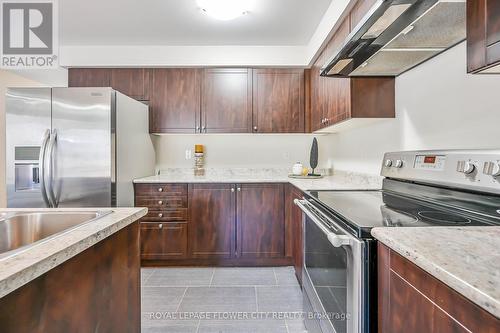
[{"left": 295, "top": 150, "right": 500, "bottom": 333}]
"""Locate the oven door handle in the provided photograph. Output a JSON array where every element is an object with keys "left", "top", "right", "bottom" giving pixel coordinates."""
[{"left": 295, "top": 199, "right": 353, "bottom": 248}]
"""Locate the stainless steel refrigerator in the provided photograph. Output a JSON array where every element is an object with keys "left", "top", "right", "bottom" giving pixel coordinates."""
[{"left": 5, "top": 87, "right": 155, "bottom": 208}]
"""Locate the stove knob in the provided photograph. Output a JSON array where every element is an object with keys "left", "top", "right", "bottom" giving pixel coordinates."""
[
  {"left": 384, "top": 159, "right": 393, "bottom": 167},
  {"left": 457, "top": 161, "right": 475, "bottom": 174},
  {"left": 394, "top": 160, "right": 404, "bottom": 168},
  {"left": 483, "top": 162, "right": 500, "bottom": 177}
]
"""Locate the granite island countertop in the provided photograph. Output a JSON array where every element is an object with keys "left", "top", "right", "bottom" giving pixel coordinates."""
[
  {"left": 372, "top": 227, "right": 500, "bottom": 319},
  {"left": 0, "top": 207, "right": 147, "bottom": 298},
  {"left": 133, "top": 168, "right": 383, "bottom": 191}
]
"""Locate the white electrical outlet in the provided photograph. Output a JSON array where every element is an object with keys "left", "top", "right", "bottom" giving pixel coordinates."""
[{"left": 185, "top": 149, "right": 192, "bottom": 160}]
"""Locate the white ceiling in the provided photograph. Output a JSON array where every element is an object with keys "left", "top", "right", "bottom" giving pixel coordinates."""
[{"left": 60, "top": 0, "right": 333, "bottom": 46}]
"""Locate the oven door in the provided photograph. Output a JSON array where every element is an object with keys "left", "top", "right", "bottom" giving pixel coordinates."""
[{"left": 295, "top": 199, "right": 366, "bottom": 333}]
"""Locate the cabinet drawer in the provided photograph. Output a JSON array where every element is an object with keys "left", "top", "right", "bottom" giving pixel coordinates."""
[
  {"left": 142, "top": 209, "right": 188, "bottom": 222},
  {"left": 135, "top": 183, "right": 187, "bottom": 196},
  {"left": 140, "top": 222, "right": 187, "bottom": 260},
  {"left": 135, "top": 196, "right": 187, "bottom": 209}
]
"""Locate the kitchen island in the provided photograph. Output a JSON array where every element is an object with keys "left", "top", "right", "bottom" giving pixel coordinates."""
[{"left": 0, "top": 207, "right": 147, "bottom": 333}]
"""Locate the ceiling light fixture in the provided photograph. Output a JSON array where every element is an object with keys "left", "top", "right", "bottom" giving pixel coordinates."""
[{"left": 197, "top": 0, "right": 253, "bottom": 21}]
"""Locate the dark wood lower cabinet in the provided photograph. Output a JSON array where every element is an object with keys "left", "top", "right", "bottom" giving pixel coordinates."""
[
  {"left": 286, "top": 184, "right": 304, "bottom": 285},
  {"left": 136, "top": 183, "right": 296, "bottom": 267},
  {"left": 0, "top": 222, "right": 140, "bottom": 333},
  {"left": 237, "top": 183, "right": 285, "bottom": 258},
  {"left": 378, "top": 244, "right": 500, "bottom": 333},
  {"left": 141, "top": 222, "right": 187, "bottom": 260},
  {"left": 189, "top": 184, "right": 235, "bottom": 259}
]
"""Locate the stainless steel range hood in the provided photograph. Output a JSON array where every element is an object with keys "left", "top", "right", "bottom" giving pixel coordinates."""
[{"left": 321, "top": 0, "right": 465, "bottom": 77}]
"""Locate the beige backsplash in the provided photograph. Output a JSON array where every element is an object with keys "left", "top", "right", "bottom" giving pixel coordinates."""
[{"left": 153, "top": 134, "right": 336, "bottom": 173}]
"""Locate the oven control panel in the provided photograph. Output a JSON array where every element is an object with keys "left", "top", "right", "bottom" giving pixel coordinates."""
[
  {"left": 381, "top": 150, "right": 500, "bottom": 195},
  {"left": 414, "top": 155, "right": 446, "bottom": 171}
]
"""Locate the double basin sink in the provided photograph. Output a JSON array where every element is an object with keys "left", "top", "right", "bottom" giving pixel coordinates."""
[{"left": 0, "top": 210, "right": 112, "bottom": 259}]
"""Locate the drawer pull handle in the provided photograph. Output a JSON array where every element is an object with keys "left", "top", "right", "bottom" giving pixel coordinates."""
[
  {"left": 158, "top": 213, "right": 163, "bottom": 218},
  {"left": 158, "top": 188, "right": 163, "bottom": 192},
  {"left": 158, "top": 223, "right": 163, "bottom": 229},
  {"left": 158, "top": 200, "right": 163, "bottom": 205}
]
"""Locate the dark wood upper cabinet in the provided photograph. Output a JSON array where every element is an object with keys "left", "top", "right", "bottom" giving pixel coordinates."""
[
  {"left": 150, "top": 68, "right": 201, "bottom": 133},
  {"left": 201, "top": 68, "right": 252, "bottom": 133},
  {"left": 110, "top": 68, "right": 150, "bottom": 100},
  {"left": 188, "top": 184, "right": 236, "bottom": 259},
  {"left": 467, "top": 0, "right": 500, "bottom": 73},
  {"left": 68, "top": 68, "right": 111, "bottom": 87},
  {"left": 349, "top": 0, "right": 377, "bottom": 31},
  {"left": 68, "top": 68, "right": 150, "bottom": 100},
  {"left": 310, "top": 8, "right": 395, "bottom": 131},
  {"left": 237, "top": 183, "right": 285, "bottom": 258},
  {"left": 311, "top": 17, "right": 351, "bottom": 132},
  {"left": 252, "top": 69, "right": 305, "bottom": 133},
  {"left": 378, "top": 244, "right": 500, "bottom": 333}
]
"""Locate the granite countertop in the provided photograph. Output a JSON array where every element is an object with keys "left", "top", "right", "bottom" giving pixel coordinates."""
[
  {"left": 133, "top": 168, "right": 383, "bottom": 191},
  {"left": 0, "top": 207, "right": 147, "bottom": 298},
  {"left": 372, "top": 227, "right": 500, "bottom": 319}
]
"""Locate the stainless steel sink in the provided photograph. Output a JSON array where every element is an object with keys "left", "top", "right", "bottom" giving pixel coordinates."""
[{"left": 0, "top": 210, "right": 112, "bottom": 259}]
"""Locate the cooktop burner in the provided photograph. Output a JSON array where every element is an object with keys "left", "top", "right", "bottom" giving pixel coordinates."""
[{"left": 417, "top": 211, "right": 472, "bottom": 225}]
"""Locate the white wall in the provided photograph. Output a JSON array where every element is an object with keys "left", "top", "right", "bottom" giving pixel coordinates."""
[
  {"left": 154, "top": 134, "right": 335, "bottom": 171},
  {"left": 330, "top": 42, "right": 500, "bottom": 175}
]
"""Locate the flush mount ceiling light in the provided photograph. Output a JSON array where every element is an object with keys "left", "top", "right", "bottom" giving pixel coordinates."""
[{"left": 197, "top": 0, "right": 253, "bottom": 20}]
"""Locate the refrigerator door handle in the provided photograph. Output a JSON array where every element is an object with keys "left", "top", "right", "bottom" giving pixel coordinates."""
[
  {"left": 38, "top": 129, "right": 51, "bottom": 207},
  {"left": 46, "top": 129, "right": 58, "bottom": 208}
]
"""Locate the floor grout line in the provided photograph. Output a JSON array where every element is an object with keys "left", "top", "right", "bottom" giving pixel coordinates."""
[
  {"left": 141, "top": 268, "right": 155, "bottom": 286},
  {"left": 255, "top": 286, "right": 259, "bottom": 312},
  {"left": 175, "top": 287, "right": 188, "bottom": 312},
  {"left": 273, "top": 267, "right": 279, "bottom": 286},
  {"left": 209, "top": 267, "right": 215, "bottom": 287},
  {"left": 195, "top": 319, "right": 201, "bottom": 333},
  {"left": 284, "top": 318, "right": 290, "bottom": 333}
]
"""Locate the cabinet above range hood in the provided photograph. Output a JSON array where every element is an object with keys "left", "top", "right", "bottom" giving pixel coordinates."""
[{"left": 321, "top": 0, "right": 465, "bottom": 77}]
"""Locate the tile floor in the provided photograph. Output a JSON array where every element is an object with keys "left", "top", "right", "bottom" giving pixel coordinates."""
[{"left": 141, "top": 266, "right": 308, "bottom": 333}]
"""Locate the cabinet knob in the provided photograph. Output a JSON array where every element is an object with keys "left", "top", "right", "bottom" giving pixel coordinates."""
[
  {"left": 196, "top": 126, "right": 200, "bottom": 132},
  {"left": 202, "top": 126, "right": 206, "bottom": 133},
  {"left": 237, "top": 187, "right": 241, "bottom": 192},
  {"left": 231, "top": 188, "right": 235, "bottom": 193},
  {"left": 158, "top": 213, "right": 163, "bottom": 218},
  {"left": 253, "top": 126, "right": 258, "bottom": 131},
  {"left": 158, "top": 200, "right": 163, "bottom": 205},
  {"left": 158, "top": 223, "right": 163, "bottom": 229},
  {"left": 158, "top": 187, "right": 163, "bottom": 192}
]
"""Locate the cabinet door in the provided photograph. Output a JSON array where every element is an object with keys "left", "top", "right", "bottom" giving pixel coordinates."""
[
  {"left": 202, "top": 68, "right": 252, "bottom": 133},
  {"left": 285, "top": 185, "right": 304, "bottom": 285},
  {"left": 486, "top": 0, "right": 500, "bottom": 47},
  {"left": 150, "top": 68, "right": 201, "bottom": 133},
  {"left": 310, "top": 17, "right": 351, "bottom": 131},
  {"left": 68, "top": 68, "right": 110, "bottom": 87},
  {"left": 252, "top": 69, "right": 304, "bottom": 133},
  {"left": 110, "top": 68, "right": 150, "bottom": 100},
  {"left": 140, "top": 222, "right": 187, "bottom": 260},
  {"left": 237, "top": 183, "right": 285, "bottom": 258},
  {"left": 189, "top": 184, "right": 236, "bottom": 258}
]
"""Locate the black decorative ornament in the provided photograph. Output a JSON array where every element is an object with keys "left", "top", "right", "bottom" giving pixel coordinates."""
[{"left": 309, "top": 137, "right": 319, "bottom": 176}]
